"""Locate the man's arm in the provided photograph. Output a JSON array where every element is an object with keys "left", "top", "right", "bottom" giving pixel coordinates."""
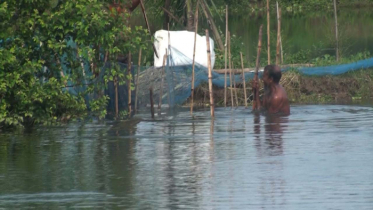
[{"left": 252, "top": 79, "right": 262, "bottom": 110}]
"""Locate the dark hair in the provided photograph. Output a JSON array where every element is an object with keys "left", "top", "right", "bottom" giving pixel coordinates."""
[{"left": 264, "top": 65, "right": 282, "bottom": 83}]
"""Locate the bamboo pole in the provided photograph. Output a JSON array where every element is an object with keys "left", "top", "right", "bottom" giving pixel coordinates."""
[
  {"left": 253, "top": 25, "right": 263, "bottom": 111},
  {"left": 139, "top": 0, "right": 159, "bottom": 58},
  {"left": 150, "top": 88, "right": 154, "bottom": 118},
  {"left": 115, "top": 76, "right": 119, "bottom": 119},
  {"left": 228, "top": 31, "right": 234, "bottom": 107},
  {"left": 135, "top": 49, "right": 141, "bottom": 112},
  {"left": 276, "top": 2, "right": 281, "bottom": 66},
  {"left": 280, "top": 32, "right": 284, "bottom": 64},
  {"left": 166, "top": 48, "right": 171, "bottom": 109},
  {"left": 233, "top": 62, "right": 238, "bottom": 106},
  {"left": 167, "top": 23, "right": 173, "bottom": 109},
  {"left": 240, "top": 52, "right": 248, "bottom": 108},
  {"left": 159, "top": 50, "right": 167, "bottom": 110},
  {"left": 276, "top": 1, "right": 284, "bottom": 64},
  {"left": 333, "top": 0, "right": 339, "bottom": 61},
  {"left": 267, "top": 0, "right": 270, "bottom": 65},
  {"left": 168, "top": 23, "right": 171, "bottom": 52},
  {"left": 205, "top": 29, "right": 214, "bottom": 117},
  {"left": 190, "top": 0, "right": 199, "bottom": 115},
  {"left": 167, "top": 77, "right": 171, "bottom": 108},
  {"left": 128, "top": 52, "right": 132, "bottom": 115},
  {"left": 224, "top": 5, "right": 228, "bottom": 107},
  {"left": 149, "top": 46, "right": 155, "bottom": 117}
]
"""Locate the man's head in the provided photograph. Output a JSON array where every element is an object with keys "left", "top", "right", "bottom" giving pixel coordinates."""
[{"left": 263, "top": 65, "right": 282, "bottom": 86}]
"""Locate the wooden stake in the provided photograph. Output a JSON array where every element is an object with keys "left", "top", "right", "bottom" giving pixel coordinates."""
[
  {"left": 280, "top": 31, "right": 284, "bottom": 64},
  {"left": 228, "top": 32, "right": 234, "bottom": 107},
  {"left": 114, "top": 76, "right": 119, "bottom": 119},
  {"left": 240, "top": 52, "right": 248, "bottom": 108},
  {"left": 150, "top": 88, "right": 155, "bottom": 118},
  {"left": 276, "top": 2, "right": 284, "bottom": 64},
  {"left": 167, "top": 80, "right": 171, "bottom": 109},
  {"left": 333, "top": 0, "right": 339, "bottom": 61},
  {"left": 253, "top": 25, "right": 263, "bottom": 111},
  {"left": 167, "top": 23, "right": 174, "bottom": 109},
  {"left": 190, "top": 0, "right": 199, "bottom": 115},
  {"left": 276, "top": 2, "right": 281, "bottom": 66},
  {"left": 139, "top": 0, "right": 159, "bottom": 58},
  {"left": 166, "top": 50, "right": 171, "bottom": 109},
  {"left": 168, "top": 23, "right": 171, "bottom": 51},
  {"left": 135, "top": 49, "right": 142, "bottom": 112},
  {"left": 205, "top": 29, "right": 214, "bottom": 117},
  {"left": 128, "top": 51, "right": 132, "bottom": 115},
  {"left": 233, "top": 62, "right": 238, "bottom": 106},
  {"left": 159, "top": 50, "right": 167, "bottom": 110},
  {"left": 267, "top": 0, "right": 270, "bottom": 65},
  {"left": 224, "top": 5, "right": 228, "bottom": 107}
]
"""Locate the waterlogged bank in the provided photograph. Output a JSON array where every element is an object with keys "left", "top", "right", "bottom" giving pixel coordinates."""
[{"left": 187, "top": 68, "right": 373, "bottom": 107}]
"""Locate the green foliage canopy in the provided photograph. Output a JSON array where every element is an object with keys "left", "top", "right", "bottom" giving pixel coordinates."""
[{"left": 0, "top": 0, "right": 148, "bottom": 130}]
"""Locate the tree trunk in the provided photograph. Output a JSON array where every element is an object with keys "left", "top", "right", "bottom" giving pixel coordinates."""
[
  {"left": 186, "top": 0, "right": 194, "bottom": 31},
  {"left": 200, "top": 1, "right": 224, "bottom": 52},
  {"left": 163, "top": 0, "right": 171, "bottom": 29}
]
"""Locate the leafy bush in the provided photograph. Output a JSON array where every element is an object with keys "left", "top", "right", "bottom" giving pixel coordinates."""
[{"left": 0, "top": 0, "right": 148, "bottom": 130}]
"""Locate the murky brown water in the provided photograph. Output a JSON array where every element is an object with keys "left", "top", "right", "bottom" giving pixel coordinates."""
[{"left": 1, "top": 105, "right": 373, "bottom": 209}]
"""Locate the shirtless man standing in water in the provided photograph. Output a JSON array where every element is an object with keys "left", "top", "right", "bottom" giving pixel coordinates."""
[{"left": 253, "top": 65, "right": 290, "bottom": 115}]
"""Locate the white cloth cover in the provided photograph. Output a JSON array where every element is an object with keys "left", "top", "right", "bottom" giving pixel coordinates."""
[{"left": 154, "top": 30, "right": 215, "bottom": 69}]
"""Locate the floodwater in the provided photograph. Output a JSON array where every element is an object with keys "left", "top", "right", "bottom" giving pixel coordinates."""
[{"left": 1, "top": 105, "right": 373, "bottom": 209}]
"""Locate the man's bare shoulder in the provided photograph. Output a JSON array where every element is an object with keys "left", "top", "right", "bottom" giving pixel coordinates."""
[
  {"left": 274, "top": 85, "right": 289, "bottom": 100},
  {"left": 268, "top": 85, "right": 290, "bottom": 115}
]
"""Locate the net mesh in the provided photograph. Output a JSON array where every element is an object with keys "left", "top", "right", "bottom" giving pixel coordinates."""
[
  {"left": 135, "top": 53, "right": 373, "bottom": 109},
  {"left": 63, "top": 46, "right": 373, "bottom": 111}
]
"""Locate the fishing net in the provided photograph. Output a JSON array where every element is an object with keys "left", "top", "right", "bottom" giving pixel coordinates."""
[
  {"left": 296, "top": 57, "right": 373, "bottom": 75},
  {"left": 63, "top": 44, "right": 373, "bottom": 111},
  {"left": 135, "top": 53, "right": 373, "bottom": 109},
  {"left": 135, "top": 46, "right": 249, "bottom": 109}
]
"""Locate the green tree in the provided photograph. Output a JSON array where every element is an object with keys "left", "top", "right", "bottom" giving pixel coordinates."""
[{"left": 0, "top": 0, "right": 148, "bottom": 130}]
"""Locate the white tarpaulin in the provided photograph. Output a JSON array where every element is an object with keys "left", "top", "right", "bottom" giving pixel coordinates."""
[{"left": 154, "top": 30, "right": 216, "bottom": 69}]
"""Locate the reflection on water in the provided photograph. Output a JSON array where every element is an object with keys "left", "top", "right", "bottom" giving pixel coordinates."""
[{"left": 1, "top": 105, "right": 373, "bottom": 209}]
